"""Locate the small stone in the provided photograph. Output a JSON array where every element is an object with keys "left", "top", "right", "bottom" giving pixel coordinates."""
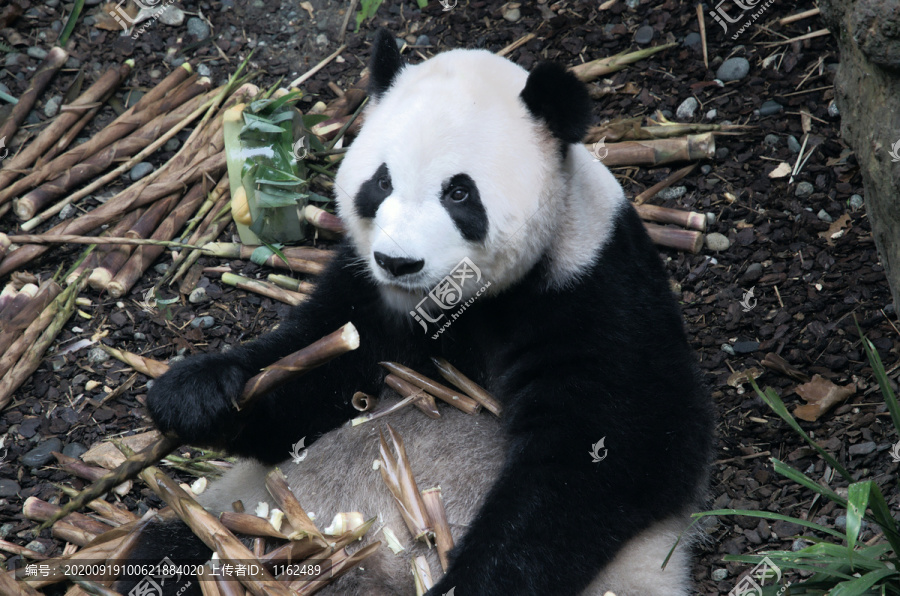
[
  {"left": 58, "top": 203, "right": 76, "bottom": 220},
  {"left": 732, "top": 340, "right": 759, "bottom": 354},
  {"left": 394, "top": 37, "right": 405, "bottom": 50},
  {"left": 187, "top": 16, "right": 210, "bottom": 39},
  {"left": 717, "top": 57, "right": 750, "bottom": 82},
  {"left": 848, "top": 441, "right": 877, "bottom": 456},
  {"left": 0, "top": 523, "right": 15, "bottom": 538},
  {"left": 625, "top": 0, "right": 640, "bottom": 8},
  {"left": 415, "top": 35, "right": 429, "bottom": 46},
  {"left": 716, "top": 147, "right": 730, "bottom": 159},
  {"left": 795, "top": 182, "right": 814, "bottom": 198},
  {"left": 759, "top": 100, "right": 783, "bottom": 117},
  {"left": 721, "top": 343, "right": 736, "bottom": 356},
  {"left": 149, "top": 69, "right": 162, "bottom": 80},
  {"left": 634, "top": 25, "right": 654, "bottom": 45},
  {"left": 684, "top": 32, "right": 701, "bottom": 47},
  {"left": 191, "top": 315, "right": 215, "bottom": 329},
  {"left": 46, "top": 0, "right": 60, "bottom": 7},
  {"left": 706, "top": 212, "right": 716, "bottom": 226},
  {"left": 706, "top": 109, "right": 717, "bottom": 121},
  {"left": 763, "top": 134, "right": 780, "bottom": 146},
  {"left": 701, "top": 165, "right": 712, "bottom": 175},
  {"left": 676, "top": 97, "right": 699, "bottom": 120},
  {"left": 62, "top": 442, "right": 87, "bottom": 458},
  {"left": 164, "top": 138, "right": 181, "bottom": 152},
  {"left": 130, "top": 162, "right": 154, "bottom": 181},
  {"left": 711, "top": 569, "right": 728, "bottom": 581},
  {"left": 43, "top": 95, "right": 61, "bottom": 118},
  {"left": 792, "top": 538, "right": 810, "bottom": 551},
  {"left": 706, "top": 232, "right": 730, "bottom": 251},
  {"left": 657, "top": 186, "right": 687, "bottom": 200},
  {"left": 315, "top": 33, "right": 329, "bottom": 46},
  {"left": 25, "top": 540, "right": 49, "bottom": 554},
  {"left": 27, "top": 47, "right": 49, "bottom": 60},
  {"left": 125, "top": 91, "right": 144, "bottom": 108},
  {"left": 817, "top": 209, "right": 833, "bottom": 223},
  {"left": 0, "top": 479, "right": 20, "bottom": 498},
  {"left": 22, "top": 438, "right": 63, "bottom": 467},
  {"left": 158, "top": 5, "right": 185, "bottom": 26},
  {"left": 4, "top": 53, "right": 22, "bottom": 68},
  {"left": 827, "top": 100, "right": 840, "bottom": 117},
  {"left": 197, "top": 64, "right": 211, "bottom": 77},
  {"left": 134, "top": 332, "right": 146, "bottom": 341},
  {"left": 87, "top": 346, "right": 111, "bottom": 364},
  {"left": 787, "top": 135, "right": 801, "bottom": 153},
  {"left": 849, "top": 194, "right": 864, "bottom": 210},
  {"left": 65, "top": 57, "right": 81, "bottom": 69},
  {"left": 154, "top": 263, "right": 170, "bottom": 274},
  {"left": 502, "top": 6, "right": 521, "bottom": 22},
  {"left": 741, "top": 263, "right": 763, "bottom": 283},
  {"left": 189, "top": 287, "right": 209, "bottom": 304}
]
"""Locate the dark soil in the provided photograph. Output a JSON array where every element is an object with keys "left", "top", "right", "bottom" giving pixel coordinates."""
[{"left": 1, "top": 1, "right": 898, "bottom": 595}]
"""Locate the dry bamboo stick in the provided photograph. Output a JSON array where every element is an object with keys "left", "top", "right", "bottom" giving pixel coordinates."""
[
  {"left": 303, "top": 205, "right": 345, "bottom": 234},
  {"left": 633, "top": 163, "right": 698, "bottom": 205},
  {"left": 762, "top": 28, "right": 830, "bottom": 47},
  {"left": 14, "top": 89, "right": 213, "bottom": 220},
  {"left": 265, "top": 468, "right": 326, "bottom": 542},
  {"left": 44, "top": 324, "right": 360, "bottom": 528},
  {"left": 23, "top": 497, "right": 114, "bottom": 537},
  {"left": 52, "top": 452, "right": 132, "bottom": 496},
  {"left": 204, "top": 242, "right": 333, "bottom": 264},
  {"left": 218, "top": 511, "right": 288, "bottom": 540},
  {"left": 0, "top": 47, "right": 68, "bottom": 156},
  {"left": 4, "top": 234, "right": 206, "bottom": 250},
  {"left": 379, "top": 362, "right": 481, "bottom": 415},
  {"left": 643, "top": 222, "right": 704, "bottom": 254},
  {"left": 378, "top": 424, "right": 432, "bottom": 542},
  {"left": 778, "top": 7, "right": 820, "bottom": 26},
  {"left": 65, "top": 209, "right": 145, "bottom": 286},
  {"left": 570, "top": 44, "right": 676, "bottom": 82},
  {"left": 588, "top": 133, "right": 715, "bottom": 167},
  {"left": 220, "top": 273, "right": 308, "bottom": 306},
  {"left": 267, "top": 274, "right": 316, "bottom": 294},
  {"left": 384, "top": 374, "right": 440, "bottom": 419},
  {"left": 351, "top": 389, "right": 430, "bottom": 426},
  {"left": 51, "top": 520, "right": 97, "bottom": 546},
  {"left": 0, "top": 65, "right": 198, "bottom": 207},
  {"left": 0, "top": 151, "right": 227, "bottom": 276},
  {"left": 99, "top": 345, "right": 169, "bottom": 378},
  {"left": 430, "top": 356, "right": 502, "bottom": 417},
  {"left": 586, "top": 121, "right": 747, "bottom": 143},
  {"left": 0, "top": 539, "right": 49, "bottom": 560},
  {"left": 421, "top": 488, "right": 453, "bottom": 571},
  {"left": 166, "top": 202, "right": 232, "bottom": 287},
  {"left": 57, "top": 486, "right": 138, "bottom": 526},
  {"left": 38, "top": 102, "right": 104, "bottom": 168},
  {"left": 635, "top": 203, "right": 707, "bottom": 231},
  {"left": 0, "top": 62, "right": 133, "bottom": 190}
]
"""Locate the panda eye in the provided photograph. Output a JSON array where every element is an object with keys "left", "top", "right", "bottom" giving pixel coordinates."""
[
  {"left": 377, "top": 175, "right": 392, "bottom": 192},
  {"left": 448, "top": 187, "right": 468, "bottom": 202}
]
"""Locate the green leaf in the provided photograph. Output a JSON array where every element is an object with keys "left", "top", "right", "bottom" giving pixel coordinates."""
[
  {"left": 259, "top": 242, "right": 289, "bottom": 269},
  {"left": 856, "top": 319, "right": 900, "bottom": 433},
  {"left": 250, "top": 245, "right": 276, "bottom": 265},
  {"left": 693, "top": 508, "right": 845, "bottom": 540},
  {"left": 771, "top": 459, "right": 845, "bottom": 507},
  {"left": 830, "top": 568, "right": 899, "bottom": 596},
  {"left": 58, "top": 0, "right": 85, "bottom": 47},
  {"left": 301, "top": 114, "right": 330, "bottom": 128},
  {"left": 416, "top": 0, "right": 428, "bottom": 7},
  {"left": 242, "top": 112, "right": 288, "bottom": 134},
  {"left": 858, "top": 481, "right": 900, "bottom": 556},
  {"left": 846, "top": 482, "right": 871, "bottom": 550},
  {"left": 256, "top": 190, "right": 300, "bottom": 209}
]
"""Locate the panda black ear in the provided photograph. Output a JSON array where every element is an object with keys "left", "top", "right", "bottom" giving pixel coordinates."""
[
  {"left": 519, "top": 62, "right": 591, "bottom": 145},
  {"left": 369, "top": 29, "right": 404, "bottom": 99}
]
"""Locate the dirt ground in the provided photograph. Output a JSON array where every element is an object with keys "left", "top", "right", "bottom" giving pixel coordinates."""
[{"left": 1, "top": 1, "right": 898, "bottom": 594}]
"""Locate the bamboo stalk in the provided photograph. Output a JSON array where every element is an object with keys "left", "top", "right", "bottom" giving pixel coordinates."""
[
  {"left": 16, "top": 534, "right": 128, "bottom": 588},
  {"left": 221, "top": 272, "right": 308, "bottom": 306},
  {"left": 378, "top": 425, "right": 432, "bottom": 542},
  {"left": 303, "top": 205, "right": 345, "bottom": 234},
  {"left": 265, "top": 468, "right": 326, "bottom": 542},
  {"left": 292, "top": 542, "right": 381, "bottom": 595},
  {"left": 99, "top": 345, "right": 169, "bottom": 378},
  {"left": 0, "top": 47, "right": 68, "bottom": 158},
  {"left": 0, "top": 539, "right": 49, "bottom": 560},
  {"left": 588, "top": 133, "right": 715, "bottom": 167},
  {"left": 0, "top": 570, "right": 41, "bottom": 596},
  {"left": 165, "top": 202, "right": 232, "bottom": 287},
  {"left": 570, "top": 44, "right": 676, "bottom": 83},
  {"left": 0, "top": 283, "right": 16, "bottom": 313},
  {"left": 0, "top": 278, "right": 61, "bottom": 362},
  {"left": 643, "top": 222, "right": 704, "bottom": 254},
  {"left": 0, "top": 282, "right": 39, "bottom": 324},
  {"left": 57, "top": 486, "right": 138, "bottom": 526},
  {"left": 421, "top": 488, "right": 453, "bottom": 571},
  {"left": 38, "top": 102, "right": 104, "bottom": 168},
  {"left": 53, "top": 451, "right": 133, "bottom": 498},
  {"left": 0, "top": 65, "right": 199, "bottom": 207},
  {"left": 51, "top": 520, "right": 97, "bottom": 546},
  {"left": 204, "top": 242, "right": 333, "bottom": 264},
  {"left": 351, "top": 389, "right": 433, "bottom": 426},
  {"left": 586, "top": 121, "right": 747, "bottom": 143},
  {"left": 44, "top": 324, "right": 360, "bottom": 528},
  {"left": 412, "top": 555, "right": 434, "bottom": 595},
  {"left": 198, "top": 565, "right": 222, "bottom": 596},
  {"left": 633, "top": 163, "right": 698, "bottom": 205},
  {"left": 23, "top": 497, "right": 114, "bottom": 537},
  {"left": 635, "top": 203, "right": 707, "bottom": 231},
  {"left": 430, "top": 356, "right": 502, "bottom": 417},
  {"left": 219, "top": 511, "right": 289, "bottom": 540},
  {"left": 0, "top": 61, "right": 133, "bottom": 190},
  {"left": 379, "top": 362, "right": 481, "bottom": 415},
  {"left": 267, "top": 274, "right": 316, "bottom": 294},
  {"left": 66, "top": 209, "right": 145, "bottom": 285},
  {"left": 384, "top": 374, "right": 440, "bottom": 419}
]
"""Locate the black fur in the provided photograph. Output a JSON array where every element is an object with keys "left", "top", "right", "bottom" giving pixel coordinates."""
[
  {"left": 519, "top": 62, "right": 592, "bottom": 145},
  {"left": 354, "top": 162, "right": 392, "bottom": 219},
  {"left": 369, "top": 28, "right": 404, "bottom": 99},
  {"left": 441, "top": 173, "right": 488, "bottom": 242},
  {"left": 143, "top": 202, "right": 713, "bottom": 594}
]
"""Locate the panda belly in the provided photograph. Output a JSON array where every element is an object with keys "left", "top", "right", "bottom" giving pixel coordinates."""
[{"left": 199, "top": 399, "right": 696, "bottom": 596}]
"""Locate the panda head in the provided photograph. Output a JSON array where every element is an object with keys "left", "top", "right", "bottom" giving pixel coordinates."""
[{"left": 335, "top": 29, "right": 594, "bottom": 312}]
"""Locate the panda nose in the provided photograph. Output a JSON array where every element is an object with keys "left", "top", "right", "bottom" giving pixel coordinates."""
[{"left": 374, "top": 252, "right": 425, "bottom": 277}]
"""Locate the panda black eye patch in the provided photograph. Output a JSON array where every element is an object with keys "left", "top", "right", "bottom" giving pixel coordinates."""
[
  {"left": 441, "top": 173, "right": 488, "bottom": 242},
  {"left": 355, "top": 163, "right": 393, "bottom": 219}
]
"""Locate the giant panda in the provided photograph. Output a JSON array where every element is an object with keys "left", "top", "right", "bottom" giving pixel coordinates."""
[{"left": 122, "top": 29, "right": 714, "bottom": 596}]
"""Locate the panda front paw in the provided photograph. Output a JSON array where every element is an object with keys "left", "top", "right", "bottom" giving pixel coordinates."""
[{"left": 147, "top": 353, "right": 253, "bottom": 446}]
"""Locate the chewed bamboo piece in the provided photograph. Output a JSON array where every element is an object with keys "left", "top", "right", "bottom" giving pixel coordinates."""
[
  {"left": 219, "top": 511, "right": 289, "bottom": 540},
  {"left": 303, "top": 205, "right": 345, "bottom": 234},
  {"left": 570, "top": 43, "right": 676, "bottom": 83},
  {"left": 221, "top": 272, "right": 308, "bottom": 306},
  {"left": 42, "top": 323, "right": 360, "bottom": 529},
  {"left": 430, "top": 356, "right": 502, "bottom": 417},
  {"left": 643, "top": 223, "right": 704, "bottom": 254},
  {"left": 265, "top": 468, "right": 326, "bottom": 543},
  {"left": 421, "top": 488, "right": 454, "bottom": 571},
  {"left": 267, "top": 274, "right": 316, "bottom": 294},
  {"left": 380, "top": 361, "right": 481, "bottom": 415},
  {"left": 99, "top": 345, "right": 170, "bottom": 378},
  {"left": 634, "top": 203, "right": 707, "bottom": 232},
  {"left": 384, "top": 374, "right": 440, "bottom": 419},
  {"left": 377, "top": 424, "right": 433, "bottom": 543},
  {"left": 412, "top": 555, "right": 434, "bottom": 595},
  {"left": 587, "top": 133, "right": 715, "bottom": 167}
]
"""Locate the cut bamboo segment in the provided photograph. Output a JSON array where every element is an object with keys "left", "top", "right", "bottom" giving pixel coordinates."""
[
  {"left": 384, "top": 374, "right": 441, "bottom": 419},
  {"left": 635, "top": 203, "right": 707, "bottom": 232},
  {"left": 351, "top": 391, "right": 376, "bottom": 412},
  {"left": 291, "top": 542, "right": 381, "bottom": 595},
  {"left": 643, "top": 222, "right": 704, "bottom": 254},
  {"left": 99, "top": 345, "right": 170, "bottom": 378},
  {"left": 430, "top": 356, "right": 502, "bottom": 417},
  {"left": 265, "top": 468, "right": 326, "bottom": 543},
  {"left": 589, "top": 133, "right": 715, "bottom": 167},
  {"left": 67, "top": 208, "right": 145, "bottom": 286},
  {"left": 57, "top": 486, "right": 137, "bottom": 526},
  {"left": 51, "top": 520, "right": 96, "bottom": 546},
  {"left": 378, "top": 424, "right": 433, "bottom": 543},
  {"left": 221, "top": 272, "right": 308, "bottom": 305},
  {"left": 570, "top": 44, "right": 676, "bottom": 82},
  {"left": 267, "top": 274, "right": 316, "bottom": 294},
  {"left": 303, "top": 205, "right": 345, "bottom": 234},
  {"left": 219, "top": 511, "right": 289, "bottom": 540},
  {"left": 0, "top": 569, "right": 42, "bottom": 596},
  {"left": 421, "top": 488, "right": 454, "bottom": 571},
  {"left": 0, "top": 278, "right": 62, "bottom": 364},
  {"left": 23, "top": 497, "right": 114, "bottom": 537},
  {"left": 412, "top": 555, "right": 434, "bottom": 595},
  {"left": 0, "top": 282, "right": 16, "bottom": 314},
  {"left": 379, "top": 362, "right": 481, "bottom": 415}
]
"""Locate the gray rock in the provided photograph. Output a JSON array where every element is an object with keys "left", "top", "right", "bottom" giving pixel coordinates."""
[
  {"left": 759, "top": 100, "right": 783, "bottom": 117},
  {"left": 187, "top": 16, "right": 210, "bottom": 39},
  {"left": 26, "top": 540, "right": 48, "bottom": 554},
  {"left": 676, "top": 97, "right": 699, "bottom": 120},
  {"left": 849, "top": 441, "right": 877, "bottom": 456},
  {"left": 197, "top": 64, "right": 211, "bottom": 77},
  {"left": 657, "top": 186, "right": 687, "bottom": 200},
  {"left": 87, "top": 346, "right": 111, "bottom": 364},
  {"left": 720, "top": 343, "right": 736, "bottom": 356},
  {"left": 795, "top": 182, "right": 814, "bottom": 198},
  {"left": 706, "top": 232, "right": 730, "bottom": 251},
  {"left": 701, "top": 165, "right": 712, "bottom": 175},
  {"left": 791, "top": 538, "right": 810, "bottom": 551},
  {"left": 27, "top": 47, "right": 48, "bottom": 60},
  {"left": 415, "top": 35, "right": 430, "bottom": 46},
  {"left": 742, "top": 262, "right": 763, "bottom": 282},
  {"left": 125, "top": 91, "right": 144, "bottom": 108},
  {"left": 787, "top": 135, "right": 801, "bottom": 153},
  {"left": 0, "top": 479, "right": 20, "bottom": 498},
  {"left": 850, "top": 194, "right": 864, "bottom": 210},
  {"left": 189, "top": 287, "right": 209, "bottom": 304},
  {"left": 134, "top": 332, "right": 146, "bottom": 341},
  {"left": 5, "top": 53, "right": 23, "bottom": 68},
  {"left": 763, "top": 134, "right": 780, "bottom": 146},
  {"left": 817, "top": 209, "right": 833, "bottom": 223},
  {"left": 85, "top": 0, "right": 103, "bottom": 5},
  {"left": 164, "top": 138, "right": 181, "bottom": 152},
  {"left": 22, "top": 438, "right": 63, "bottom": 467},
  {"left": 0, "top": 523, "right": 15, "bottom": 539},
  {"left": 191, "top": 315, "right": 215, "bottom": 329},
  {"left": 149, "top": 69, "right": 162, "bottom": 80},
  {"left": 827, "top": 100, "right": 840, "bottom": 117},
  {"left": 717, "top": 57, "right": 750, "bottom": 82},
  {"left": 625, "top": 0, "right": 640, "bottom": 8},
  {"left": 706, "top": 212, "right": 716, "bottom": 226},
  {"left": 733, "top": 340, "right": 759, "bottom": 354},
  {"left": 62, "top": 442, "right": 87, "bottom": 458},
  {"left": 154, "top": 263, "right": 170, "bottom": 274},
  {"left": 395, "top": 37, "right": 406, "bottom": 50},
  {"left": 716, "top": 147, "right": 729, "bottom": 159},
  {"left": 130, "top": 162, "right": 154, "bottom": 181},
  {"left": 43, "top": 95, "right": 62, "bottom": 118},
  {"left": 167, "top": 355, "right": 185, "bottom": 365},
  {"left": 711, "top": 569, "right": 728, "bottom": 582},
  {"left": 58, "top": 203, "right": 76, "bottom": 220},
  {"left": 65, "top": 57, "right": 81, "bottom": 68},
  {"left": 706, "top": 109, "right": 717, "bottom": 121},
  {"left": 634, "top": 25, "right": 654, "bottom": 45},
  {"left": 158, "top": 5, "right": 185, "bottom": 26},
  {"left": 502, "top": 6, "right": 521, "bottom": 22},
  {"left": 46, "top": 0, "right": 60, "bottom": 7},
  {"left": 315, "top": 33, "right": 329, "bottom": 46},
  {"left": 684, "top": 32, "right": 701, "bottom": 47}
]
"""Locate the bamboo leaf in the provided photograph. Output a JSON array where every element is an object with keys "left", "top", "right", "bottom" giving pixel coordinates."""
[
  {"left": 693, "top": 508, "right": 844, "bottom": 540},
  {"left": 301, "top": 114, "right": 329, "bottom": 128},
  {"left": 845, "top": 482, "right": 870, "bottom": 551},
  {"left": 830, "top": 568, "right": 899, "bottom": 596},
  {"left": 856, "top": 319, "right": 900, "bottom": 433},
  {"left": 242, "top": 112, "right": 289, "bottom": 134}
]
